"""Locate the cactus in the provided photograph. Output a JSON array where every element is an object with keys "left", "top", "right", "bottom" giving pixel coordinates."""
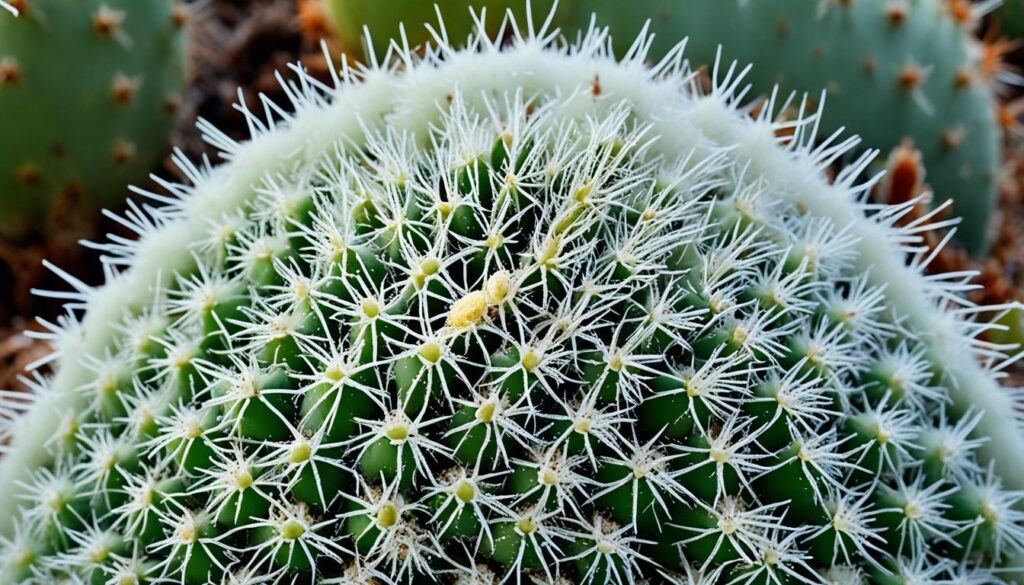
[
  {"left": 567, "top": 0, "right": 1005, "bottom": 255},
  {"left": 0, "top": 0, "right": 186, "bottom": 239},
  {"left": 324, "top": 0, "right": 1004, "bottom": 255},
  {"left": 323, "top": 0, "right": 555, "bottom": 58},
  {"left": 992, "top": 306, "right": 1024, "bottom": 354},
  {"left": 994, "top": 0, "right": 1024, "bottom": 39},
  {"left": 2, "top": 10, "right": 1024, "bottom": 584}
]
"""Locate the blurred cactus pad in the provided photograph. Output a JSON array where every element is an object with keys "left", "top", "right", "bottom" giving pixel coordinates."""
[
  {"left": 3, "top": 10, "right": 1024, "bottom": 585},
  {"left": 995, "top": 0, "right": 1024, "bottom": 39},
  {"left": 326, "top": 0, "right": 1004, "bottom": 254},
  {"left": 324, "top": 0, "right": 555, "bottom": 58},
  {"left": 0, "top": 0, "right": 186, "bottom": 239}
]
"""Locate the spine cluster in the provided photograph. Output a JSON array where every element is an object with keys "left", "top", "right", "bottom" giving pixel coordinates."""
[
  {"left": 326, "top": 0, "right": 1005, "bottom": 253},
  {"left": 1, "top": 12, "right": 1022, "bottom": 585}
]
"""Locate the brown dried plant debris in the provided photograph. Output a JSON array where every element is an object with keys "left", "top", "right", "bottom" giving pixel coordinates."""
[
  {"left": 0, "top": 320, "right": 50, "bottom": 393},
  {"left": 170, "top": 0, "right": 338, "bottom": 166},
  {"left": 872, "top": 139, "right": 1024, "bottom": 382}
]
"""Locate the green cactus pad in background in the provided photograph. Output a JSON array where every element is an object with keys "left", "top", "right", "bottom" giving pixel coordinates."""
[
  {"left": 995, "top": 0, "right": 1024, "bottom": 39},
  {"left": 2, "top": 10, "right": 1024, "bottom": 584},
  {"left": 0, "top": 0, "right": 186, "bottom": 239},
  {"left": 566, "top": 0, "right": 1004, "bottom": 255},
  {"left": 325, "top": 0, "right": 1003, "bottom": 255},
  {"left": 324, "top": 0, "right": 555, "bottom": 58},
  {"left": 991, "top": 304, "right": 1024, "bottom": 351}
]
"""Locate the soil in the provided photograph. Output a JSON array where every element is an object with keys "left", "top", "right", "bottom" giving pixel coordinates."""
[
  {"left": 1, "top": 0, "right": 1022, "bottom": 391},
  {"left": 171, "top": 0, "right": 338, "bottom": 163}
]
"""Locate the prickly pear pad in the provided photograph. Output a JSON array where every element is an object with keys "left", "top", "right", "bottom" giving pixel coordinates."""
[{"left": 0, "top": 0, "right": 185, "bottom": 238}]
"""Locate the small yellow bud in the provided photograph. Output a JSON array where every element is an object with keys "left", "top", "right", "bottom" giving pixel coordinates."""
[
  {"left": 521, "top": 349, "right": 541, "bottom": 373},
  {"left": 45, "top": 491, "right": 65, "bottom": 511},
  {"left": 538, "top": 468, "right": 558, "bottom": 486},
  {"left": 447, "top": 290, "right": 487, "bottom": 328},
  {"left": 328, "top": 232, "right": 347, "bottom": 255},
  {"left": 516, "top": 515, "right": 538, "bottom": 535},
  {"left": 685, "top": 378, "right": 700, "bottom": 398},
  {"left": 413, "top": 258, "right": 441, "bottom": 289},
  {"left": 179, "top": 521, "right": 198, "bottom": 543},
  {"left": 281, "top": 519, "right": 306, "bottom": 541},
  {"left": 234, "top": 469, "right": 254, "bottom": 490},
  {"left": 608, "top": 352, "right": 624, "bottom": 373},
  {"left": 420, "top": 258, "right": 440, "bottom": 276},
  {"left": 455, "top": 480, "right": 476, "bottom": 503},
  {"left": 832, "top": 514, "right": 853, "bottom": 533},
  {"left": 182, "top": 417, "right": 203, "bottom": 440},
  {"left": 324, "top": 365, "right": 346, "bottom": 382},
  {"left": 137, "top": 486, "right": 154, "bottom": 507},
  {"left": 289, "top": 442, "right": 311, "bottom": 464},
  {"left": 385, "top": 423, "right": 410, "bottom": 443},
  {"left": 377, "top": 502, "right": 399, "bottom": 528},
  {"left": 418, "top": 341, "right": 443, "bottom": 364},
  {"left": 361, "top": 298, "right": 380, "bottom": 319},
  {"left": 485, "top": 271, "right": 511, "bottom": 305},
  {"left": 981, "top": 502, "right": 1000, "bottom": 524},
  {"left": 876, "top": 427, "right": 891, "bottom": 445},
  {"left": 99, "top": 374, "right": 119, "bottom": 396},
  {"left": 904, "top": 501, "right": 922, "bottom": 520},
  {"left": 731, "top": 325, "right": 749, "bottom": 345},
  {"left": 172, "top": 347, "right": 194, "bottom": 369},
  {"left": 237, "top": 377, "right": 257, "bottom": 399},
  {"left": 11, "top": 548, "right": 33, "bottom": 568},
  {"left": 573, "top": 418, "right": 591, "bottom": 434},
  {"left": 476, "top": 400, "right": 496, "bottom": 424},
  {"left": 61, "top": 416, "right": 80, "bottom": 440}
]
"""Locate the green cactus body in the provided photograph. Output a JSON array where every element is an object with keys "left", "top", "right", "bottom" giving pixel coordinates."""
[
  {"left": 325, "top": 0, "right": 1002, "bottom": 254},
  {"left": 0, "top": 1, "right": 185, "bottom": 238},
  {"left": 2, "top": 12, "right": 1023, "bottom": 584}
]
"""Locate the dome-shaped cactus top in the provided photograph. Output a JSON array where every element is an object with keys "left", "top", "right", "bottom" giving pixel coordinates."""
[{"left": 1, "top": 10, "right": 1023, "bottom": 585}]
